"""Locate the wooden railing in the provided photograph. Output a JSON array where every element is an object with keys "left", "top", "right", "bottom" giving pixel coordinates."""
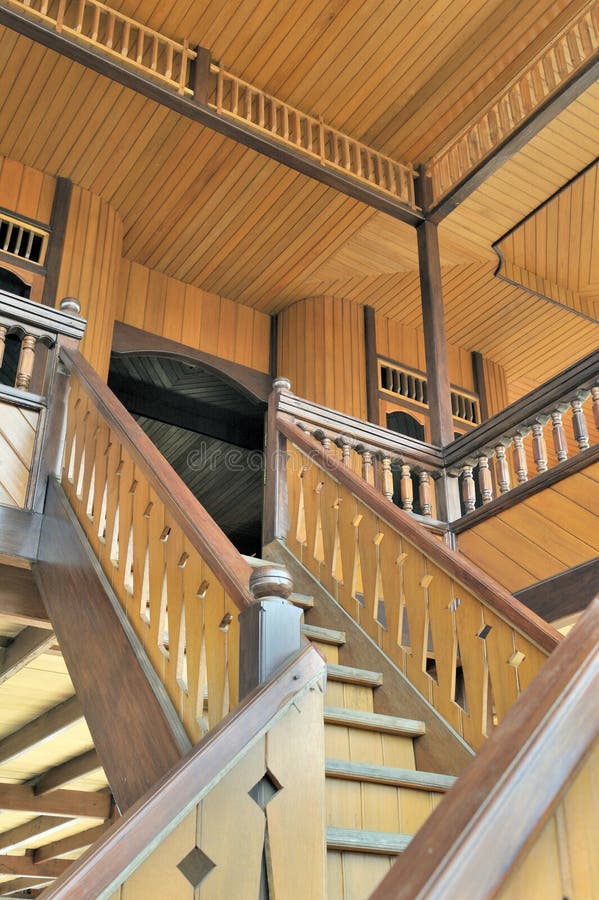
[
  {"left": 372, "top": 598, "right": 599, "bottom": 899},
  {"left": 379, "top": 358, "right": 481, "bottom": 426},
  {"left": 210, "top": 64, "right": 418, "bottom": 210},
  {"left": 6, "top": 0, "right": 196, "bottom": 94},
  {"left": 0, "top": 292, "right": 85, "bottom": 511},
  {"left": 426, "top": 3, "right": 599, "bottom": 203},
  {"left": 60, "top": 348, "right": 255, "bottom": 744},
  {"left": 446, "top": 349, "right": 599, "bottom": 518},
  {"left": 278, "top": 417, "right": 560, "bottom": 751},
  {"left": 41, "top": 645, "right": 327, "bottom": 900}
]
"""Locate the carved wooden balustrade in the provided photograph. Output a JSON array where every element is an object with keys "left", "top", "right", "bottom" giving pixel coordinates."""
[
  {"left": 426, "top": 2, "right": 599, "bottom": 203},
  {"left": 0, "top": 291, "right": 85, "bottom": 510},
  {"left": 276, "top": 416, "right": 560, "bottom": 752},
  {"left": 5, "top": 0, "right": 196, "bottom": 94},
  {"left": 445, "top": 349, "right": 599, "bottom": 519}
]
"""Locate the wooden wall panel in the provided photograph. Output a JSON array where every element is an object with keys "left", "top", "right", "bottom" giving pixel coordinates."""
[
  {"left": 56, "top": 186, "right": 123, "bottom": 379},
  {"left": 0, "top": 402, "right": 38, "bottom": 508},
  {"left": 0, "top": 156, "right": 55, "bottom": 224},
  {"left": 116, "top": 260, "right": 271, "bottom": 374},
  {"left": 481, "top": 356, "right": 509, "bottom": 418},
  {"left": 277, "top": 297, "right": 367, "bottom": 419}
]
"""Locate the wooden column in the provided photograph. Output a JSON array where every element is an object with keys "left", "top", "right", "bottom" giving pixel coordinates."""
[
  {"left": 263, "top": 377, "right": 290, "bottom": 545},
  {"left": 416, "top": 173, "right": 454, "bottom": 447},
  {"left": 192, "top": 46, "right": 212, "bottom": 105},
  {"left": 364, "top": 305, "right": 380, "bottom": 425},
  {"left": 41, "top": 178, "right": 73, "bottom": 309}
]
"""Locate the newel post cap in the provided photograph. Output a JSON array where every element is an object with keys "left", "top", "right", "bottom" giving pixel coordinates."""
[
  {"left": 59, "top": 297, "right": 81, "bottom": 316},
  {"left": 249, "top": 566, "right": 293, "bottom": 601},
  {"left": 272, "top": 376, "right": 291, "bottom": 392}
]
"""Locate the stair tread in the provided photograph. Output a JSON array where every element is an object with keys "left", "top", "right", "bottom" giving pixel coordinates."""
[
  {"left": 325, "top": 758, "right": 456, "bottom": 792},
  {"left": 324, "top": 706, "right": 426, "bottom": 736},
  {"left": 242, "top": 555, "right": 285, "bottom": 569},
  {"left": 301, "top": 624, "right": 346, "bottom": 645},
  {"left": 326, "top": 663, "right": 383, "bottom": 686},
  {"left": 289, "top": 592, "right": 314, "bottom": 608},
  {"left": 326, "top": 826, "right": 412, "bottom": 855}
]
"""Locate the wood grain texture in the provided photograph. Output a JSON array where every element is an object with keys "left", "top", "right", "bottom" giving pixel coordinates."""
[{"left": 0, "top": 400, "right": 38, "bottom": 508}]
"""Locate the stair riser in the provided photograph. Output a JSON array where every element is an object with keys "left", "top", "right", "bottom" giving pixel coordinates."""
[
  {"left": 325, "top": 724, "right": 416, "bottom": 771},
  {"left": 326, "top": 779, "right": 443, "bottom": 835},
  {"left": 325, "top": 681, "right": 374, "bottom": 712},
  {"left": 327, "top": 850, "right": 397, "bottom": 900}
]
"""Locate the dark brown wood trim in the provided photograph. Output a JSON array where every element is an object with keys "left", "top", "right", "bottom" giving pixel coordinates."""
[
  {"left": 514, "top": 557, "right": 599, "bottom": 623},
  {"left": 41, "top": 177, "right": 73, "bottom": 308},
  {"left": 364, "top": 305, "right": 380, "bottom": 426},
  {"left": 471, "top": 351, "right": 489, "bottom": 422},
  {"left": 0, "top": 5, "right": 423, "bottom": 228},
  {"left": 452, "top": 443, "right": 599, "bottom": 534},
  {"left": 42, "top": 645, "right": 325, "bottom": 898},
  {"left": 35, "top": 749, "right": 101, "bottom": 796},
  {"left": 0, "top": 563, "right": 50, "bottom": 628},
  {"left": 191, "top": 45, "right": 211, "bottom": 105},
  {"left": 0, "top": 249, "right": 46, "bottom": 275},
  {"left": 0, "top": 855, "right": 69, "bottom": 877},
  {"left": 427, "top": 55, "right": 599, "bottom": 223},
  {"left": 262, "top": 384, "right": 289, "bottom": 546},
  {"left": 269, "top": 312, "right": 278, "bottom": 379},
  {"left": 112, "top": 321, "right": 271, "bottom": 403},
  {"left": 278, "top": 417, "right": 560, "bottom": 653},
  {"left": 0, "top": 784, "right": 112, "bottom": 819},
  {"left": 34, "top": 480, "right": 187, "bottom": 812},
  {"left": 33, "top": 822, "right": 110, "bottom": 863},
  {"left": 371, "top": 598, "right": 599, "bottom": 899},
  {"left": 0, "top": 816, "right": 71, "bottom": 853},
  {"left": 61, "top": 347, "right": 253, "bottom": 611}
]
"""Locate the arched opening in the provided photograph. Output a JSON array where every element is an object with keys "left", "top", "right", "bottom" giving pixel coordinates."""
[
  {"left": 386, "top": 410, "right": 425, "bottom": 442},
  {"left": 0, "top": 266, "right": 31, "bottom": 299},
  {"left": 108, "top": 352, "right": 266, "bottom": 556}
]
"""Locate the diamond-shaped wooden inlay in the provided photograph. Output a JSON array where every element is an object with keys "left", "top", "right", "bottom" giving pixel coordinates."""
[{"left": 177, "top": 846, "right": 216, "bottom": 887}]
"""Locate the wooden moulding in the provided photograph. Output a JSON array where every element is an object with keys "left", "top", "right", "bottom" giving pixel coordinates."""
[
  {"left": 41, "top": 644, "right": 325, "bottom": 899},
  {"left": 277, "top": 417, "right": 560, "bottom": 654},
  {"left": 371, "top": 598, "right": 599, "bottom": 899},
  {"left": 61, "top": 347, "right": 253, "bottom": 611}
]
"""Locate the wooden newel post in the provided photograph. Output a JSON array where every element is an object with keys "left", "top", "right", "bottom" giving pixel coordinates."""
[
  {"left": 238, "top": 566, "right": 303, "bottom": 698},
  {"left": 263, "top": 376, "right": 291, "bottom": 546}
]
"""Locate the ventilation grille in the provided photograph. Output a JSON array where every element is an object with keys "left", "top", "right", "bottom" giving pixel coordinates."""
[{"left": 0, "top": 213, "right": 49, "bottom": 266}]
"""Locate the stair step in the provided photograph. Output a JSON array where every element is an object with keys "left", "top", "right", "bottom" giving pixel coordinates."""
[
  {"left": 324, "top": 707, "right": 426, "bottom": 737},
  {"left": 289, "top": 592, "right": 314, "bottom": 609},
  {"left": 326, "top": 663, "right": 383, "bottom": 687},
  {"left": 301, "top": 624, "right": 346, "bottom": 646},
  {"left": 242, "top": 555, "right": 285, "bottom": 569},
  {"left": 326, "top": 826, "right": 411, "bottom": 855},
  {"left": 325, "top": 759, "right": 456, "bottom": 792}
]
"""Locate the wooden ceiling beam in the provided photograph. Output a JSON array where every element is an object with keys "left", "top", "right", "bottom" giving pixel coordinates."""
[
  {"left": 0, "top": 6, "right": 423, "bottom": 227},
  {"left": 0, "top": 816, "right": 71, "bottom": 854},
  {"left": 0, "top": 507, "right": 42, "bottom": 564},
  {"left": 0, "top": 785, "right": 111, "bottom": 819},
  {"left": 0, "top": 696, "right": 83, "bottom": 767},
  {"left": 0, "top": 856, "right": 69, "bottom": 878},
  {"left": 0, "top": 627, "right": 56, "bottom": 686},
  {"left": 0, "top": 565, "right": 51, "bottom": 629},
  {"left": 427, "top": 55, "right": 599, "bottom": 223},
  {"left": 0, "top": 875, "right": 53, "bottom": 895},
  {"left": 35, "top": 749, "right": 101, "bottom": 796},
  {"left": 33, "top": 822, "right": 110, "bottom": 863}
]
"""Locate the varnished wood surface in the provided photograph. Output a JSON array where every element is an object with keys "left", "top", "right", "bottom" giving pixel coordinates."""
[
  {"left": 370, "top": 598, "right": 599, "bottom": 900},
  {"left": 0, "top": 563, "right": 48, "bottom": 627}
]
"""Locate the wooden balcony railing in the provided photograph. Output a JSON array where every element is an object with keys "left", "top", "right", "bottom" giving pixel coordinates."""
[
  {"left": 6, "top": 0, "right": 196, "bottom": 94},
  {"left": 0, "top": 292, "right": 85, "bottom": 511},
  {"left": 446, "top": 349, "right": 599, "bottom": 519},
  {"left": 59, "top": 348, "right": 257, "bottom": 744},
  {"left": 210, "top": 64, "right": 418, "bottom": 210},
  {"left": 42, "top": 645, "right": 327, "bottom": 900},
  {"left": 426, "top": 3, "right": 599, "bottom": 204},
  {"left": 372, "top": 598, "right": 599, "bottom": 899},
  {"left": 277, "top": 416, "right": 560, "bottom": 751},
  {"left": 379, "top": 358, "right": 481, "bottom": 426}
]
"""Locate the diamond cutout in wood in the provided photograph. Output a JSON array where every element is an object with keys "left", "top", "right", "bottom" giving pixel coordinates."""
[
  {"left": 249, "top": 770, "right": 281, "bottom": 811},
  {"left": 177, "top": 846, "right": 216, "bottom": 888}
]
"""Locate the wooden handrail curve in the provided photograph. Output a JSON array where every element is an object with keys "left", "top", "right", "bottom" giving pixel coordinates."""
[
  {"left": 371, "top": 598, "right": 599, "bottom": 899},
  {"left": 41, "top": 645, "right": 326, "bottom": 899},
  {"left": 61, "top": 347, "right": 252, "bottom": 610}
]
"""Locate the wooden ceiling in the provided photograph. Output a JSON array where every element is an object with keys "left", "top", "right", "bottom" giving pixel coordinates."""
[{"left": 0, "top": 2, "right": 597, "bottom": 397}]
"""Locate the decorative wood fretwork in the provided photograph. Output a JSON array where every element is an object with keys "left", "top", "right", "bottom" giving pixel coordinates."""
[
  {"left": 280, "top": 417, "right": 558, "bottom": 752},
  {"left": 426, "top": 3, "right": 599, "bottom": 204},
  {"left": 5, "top": 0, "right": 196, "bottom": 95}
]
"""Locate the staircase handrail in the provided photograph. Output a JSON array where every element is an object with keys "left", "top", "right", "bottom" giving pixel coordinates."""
[
  {"left": 278, "top": 416, "right": 560, "bottom": 655},
  {"left": 60, "top": 346, "right": 253, "bottom": 610},
  {"left": 41, "top": 644, "right": 326, "bottom": 899},
  {"left": 371, "top": 598, "right": 599, "bottom": 899}
]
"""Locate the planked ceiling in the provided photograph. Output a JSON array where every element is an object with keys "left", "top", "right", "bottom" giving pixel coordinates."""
[{"left": 0, "top": 3, "right": 598, "bottom": 396}]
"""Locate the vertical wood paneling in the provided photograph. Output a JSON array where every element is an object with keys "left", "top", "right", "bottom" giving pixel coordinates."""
[
  {"left": 0, "top": 156, "right": 55, "bottom": 223},
  {"left": 118, "top": 260, "right": 271, "bottom": 374},
  {"left": 56, "top": 185, "right": 123, "bottom": 379},
  {"left": 277, "top": 297, "right": 367, "bottom": 419},
  {"left": 481, "top": 356, "right": 509, "bottom": 417}
]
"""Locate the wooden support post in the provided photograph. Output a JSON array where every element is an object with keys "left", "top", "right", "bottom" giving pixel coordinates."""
[
  {"left": 471, "top": 351, "right": 489, "bottom": 422},
  {"left": 263, "top": 377, "right": 290, "bottom": 546},
  {"left": 238, "top": 566, "right": 302, "bottom": 698},
  {"left": 192, "top": 45, "right": 211, "bottom": 105},
  {"left": 41, "top": 178, "right": 73, "bottom": 309},
  {"left": 416, "top": 172, "right": 454, "bottom": 447},
  {"left": 364, "top": 305, "right": 380, "bottom": 425}
]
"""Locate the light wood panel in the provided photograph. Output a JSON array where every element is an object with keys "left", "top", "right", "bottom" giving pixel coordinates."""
[
  {"left": 0, "top": 401, "right": 38, "bottom": 508},
  {"left": 0, "top": 155, "right": 55, "bottom": 224},
  {"left": 458, "top": 462, "right": 599, "bottom": 593},
  {"left": 277, "top": 297, "right": 367, "bottom": 420},
  {"left": 117, "top": 259, "right": 271, "bottom": 373},
  {"left": 56, "top": 185, "right": 123, "bottom": 379}
]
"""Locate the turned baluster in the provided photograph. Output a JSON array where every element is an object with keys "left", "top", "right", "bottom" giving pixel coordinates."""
[
  {"left": 361, "top": 450, "right": 374, "bottom": 486},
  {"left": 592, "top": 386, "right": 599, "bottom": 431},
  {"left": 380, "top": 456, "right": 394, "bottom": 501},
  {"left": 495, "top": 444, "right": 510, "bottom": 493},
  {"left": 477, "top": 455, "right": 493, "bottom": 503},
  {"left": 551, "top": 410, "right": 568, "bottom": 461},
  {"left": 418, "top": 470, "right": 432, "bottom": 517},
  {"left": 512, "top": 432, "right": 528, "bottom": 483},
  {"left": 461, "top": 465, "right": 476, "bottom": 512},
  {"left": 532, "top": 422, "right": 548, "bottom": 474},
  {"left": 570, "top": 398, "right": 589, "bottom": 451},
  {"left": 15, "top": 334, "right": 37, "bottom": 391},
  {"left": 337, "top": 437, "right": 352, "bottom": 467},
  {"left": 400, "top": 464, "right": 413, "bottom": 511},
  {"left": 0, "top": 325, "right": 7, "bottom": 369}
]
